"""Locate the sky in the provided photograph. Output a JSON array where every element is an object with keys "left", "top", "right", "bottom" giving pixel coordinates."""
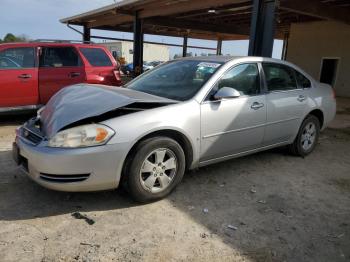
[{"left": 0, "top": 0, "right": 283, "bottom": 59}]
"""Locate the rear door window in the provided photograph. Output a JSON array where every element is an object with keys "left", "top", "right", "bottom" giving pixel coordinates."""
[
  {"left": 79, "top": 48, "right": 113, "bottom": 67},
  {"left": 0, "top": 47, "right": 35, "bottom": 69},
  {"left": 39, "top": 47, "right": 81, "bottom": 67},
  {"left": 263, "top": 63, "right": 297, "bottom": 92},
  {"left": 295, "top": 70, "right": 311, "bottom": 88}
]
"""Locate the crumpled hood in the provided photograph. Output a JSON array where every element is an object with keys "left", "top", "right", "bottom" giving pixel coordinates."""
[{"left": 40, "top": 84, "right": 175, "bottom": 138}]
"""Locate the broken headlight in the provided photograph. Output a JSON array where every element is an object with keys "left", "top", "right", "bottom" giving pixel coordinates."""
[{"left": 48, "top": 124, "right": 115, "bottom": 148}]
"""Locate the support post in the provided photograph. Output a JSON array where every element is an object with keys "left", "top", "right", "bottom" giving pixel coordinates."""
[
  {"left": 281, "top": 32, "right": 289, "bottom": 60},
  {"left": 216, "top": 39, "right": 223, "bottom": 55},
  {"left": 248, "top": 0, "right": 276, "bottom": 57},
  {"left": 133, "top": 12, "right": 144, "bottom": 76},
  {"left": 83, "top": 25, "right": 91, "bottom": 42},
  {"left": 182, "top": 36, "right": 188, "bottom": 57}
]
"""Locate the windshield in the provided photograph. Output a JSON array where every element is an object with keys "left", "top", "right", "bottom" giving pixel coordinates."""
[{"left": 126, "top": 60, "right": 223, "bottom": 101}]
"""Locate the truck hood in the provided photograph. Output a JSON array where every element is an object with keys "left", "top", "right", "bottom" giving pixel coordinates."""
[{"left": 40, "top": 84, "right": 175, "bottom": 138}]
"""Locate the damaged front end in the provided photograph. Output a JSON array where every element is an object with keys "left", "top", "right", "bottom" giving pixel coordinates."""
[
  {"left": 37, "top": 84, "right": 177, "bottom": 140},
  {"left": 16, "top": 116, "right": 45, "bottom": 146},
  {"left": 60, "top": 101, "right": 173, "bottom": 131}
]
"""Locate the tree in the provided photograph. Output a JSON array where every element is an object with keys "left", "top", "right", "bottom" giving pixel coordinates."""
[
  {"left": 3, "top": 33, "right": 17, "bottom": 42},
  {"left": 2, "top": 33, "right": 29, "bottom": 43}
]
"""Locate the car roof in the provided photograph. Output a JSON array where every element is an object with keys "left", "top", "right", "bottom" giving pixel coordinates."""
[
  {"left": 178, "top": 55, "right": 239, "bottom": 63},
  {"left": 175, "top": 55, "right": 314, "bottom": 80},
  {"left": 177, "top": 55, "right": 286, "bottom": 64},
  {"left": 0, "top": 42, "right": 105, "bottom": 48}
]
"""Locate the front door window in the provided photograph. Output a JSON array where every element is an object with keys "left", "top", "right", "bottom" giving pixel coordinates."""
[{"left": 0, "top": 47, "right": 35, "bottom": 69}]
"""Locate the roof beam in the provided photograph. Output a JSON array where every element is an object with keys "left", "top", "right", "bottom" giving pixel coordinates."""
[
  {"left": 176, "top": 2, "right": 252, "bottom": 19},
  {"left": 87, "top": 14, "right": 132, "bottom": 28},
  {"left": 139, "top": 0, "right": 248, "bottom": 19},
  {"left": 280, "top": 0, "right": 350, "bottom": 24},
  {"left": 94, "top": 25, "right": 249, "bottom": 40},
  {"left": 144, "top": 17, "right": 249, "bottom": 36}
]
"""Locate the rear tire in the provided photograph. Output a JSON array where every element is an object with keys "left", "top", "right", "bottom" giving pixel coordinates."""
[
  {"left": 125, "top": 137, "right": 186, "bottom": 203},
  {"left": 288, "top": 115, "right": 320, "bottom": 157}
]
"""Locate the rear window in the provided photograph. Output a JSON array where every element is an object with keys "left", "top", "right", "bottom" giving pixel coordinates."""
[{"left": 79, "top": 48, "right": 113, "bottom": 67}]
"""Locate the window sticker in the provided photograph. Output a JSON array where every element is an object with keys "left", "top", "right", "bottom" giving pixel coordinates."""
[{"left": 197, "top": 62, "right": 221, "bottom": 68}]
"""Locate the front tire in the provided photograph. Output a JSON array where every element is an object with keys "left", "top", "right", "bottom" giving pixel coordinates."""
[
  {"left": 125, "top": 137, "right": 186, "bottom": 202},
  {"left": 289, "top": 115, "right": 320, "bottom": 157}
]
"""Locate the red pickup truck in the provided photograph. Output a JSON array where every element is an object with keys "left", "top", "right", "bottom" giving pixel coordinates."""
[{"left": 0, "top": 41, "right": 122, "bottom": 112}]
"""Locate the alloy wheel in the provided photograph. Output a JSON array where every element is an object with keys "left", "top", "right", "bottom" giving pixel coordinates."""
[
  {"left": 301, "top": 122, "right": 316, "bottom": 151},
  {"left": 139, "top": 148, "right": 177, "bottom": 193}
]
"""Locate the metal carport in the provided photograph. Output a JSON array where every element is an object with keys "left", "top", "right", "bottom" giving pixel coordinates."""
[{"left": 60, "top": 0, "right": 350, "bottom": 76}]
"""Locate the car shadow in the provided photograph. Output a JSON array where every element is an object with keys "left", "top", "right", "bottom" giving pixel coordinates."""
[
  {"left": 0, "top": 149, "right": 140, "bottom": 221},
  {"left": 0, "top": 111, "right": 36, "bottom": 126},
  {"left": 0, "top": 147, "right": 287, "bottom": 222}
]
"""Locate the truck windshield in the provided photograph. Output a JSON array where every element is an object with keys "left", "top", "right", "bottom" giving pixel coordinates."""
[{"left": 126, "top": 60, "right": 223, "bottom": 101}]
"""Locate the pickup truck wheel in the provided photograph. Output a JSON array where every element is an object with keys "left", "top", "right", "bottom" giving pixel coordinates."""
[
  {"left": 289, "top": 115, "right": 320, "bottom": 157},
  {"left": 126, "top": 137, "right": 186, "bottom": 202}
]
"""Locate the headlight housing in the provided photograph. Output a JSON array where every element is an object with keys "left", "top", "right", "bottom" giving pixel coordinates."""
[{"left": 48, "top": 124, "right": 115, "bottom": 148}]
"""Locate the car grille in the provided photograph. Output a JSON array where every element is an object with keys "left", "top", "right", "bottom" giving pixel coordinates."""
[
  {"left": 39, "top": 173, "right": 90, "bottom": 183},
  {"left": 19, "top": 117, "right": 44, "bottom": 145},
  {"left": 22, "top": 127, "right": 43, "bottom": 144}
]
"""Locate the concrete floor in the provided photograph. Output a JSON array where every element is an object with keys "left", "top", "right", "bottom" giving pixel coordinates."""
[{"left": 0, "top": 99, "right": 349, "bottom": 262}]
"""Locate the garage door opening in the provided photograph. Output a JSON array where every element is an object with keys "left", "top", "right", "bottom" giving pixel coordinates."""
[{"left": 320, "top": 58, "right": 339, "bottom": 86}]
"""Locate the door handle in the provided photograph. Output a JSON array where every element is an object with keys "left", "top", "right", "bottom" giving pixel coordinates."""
[
  {"left": 297, "top": 95, "right": 306, "bottom": 102},
  {"left": 251, "top": 102, "right": 264, "bottom": 110},
  {"left": 69, "top": 72, "right": 80, "bottom": 78},
  {"left": 18, "top": 74, "right": 32, "bottom": 79}
]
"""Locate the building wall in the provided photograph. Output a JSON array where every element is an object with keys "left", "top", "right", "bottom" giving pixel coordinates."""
[
  {"left": 102, "top": 42, "right": 122, "bottom": 57},
  {"left": 102, "top": 41, "right": 170, "bottom": 64},
  {"left": 286, "top": 21, "right": 350, "bottom": 97}
]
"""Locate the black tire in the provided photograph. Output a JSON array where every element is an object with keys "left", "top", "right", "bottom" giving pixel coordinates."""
[
  {"left": 125, "top": 137, "right": 186, "bottom": 202},
  {"left": 288, "top": 115, "right": 320, "bottom": 157}
]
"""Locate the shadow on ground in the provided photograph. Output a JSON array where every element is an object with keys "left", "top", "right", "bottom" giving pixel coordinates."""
[{"left": 0, "top": 111, "right": 36, "bottom": 125}]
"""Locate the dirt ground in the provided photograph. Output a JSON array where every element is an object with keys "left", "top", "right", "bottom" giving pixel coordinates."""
[{"left": 0, "top": 99, "right": 349, "bottom": 262}]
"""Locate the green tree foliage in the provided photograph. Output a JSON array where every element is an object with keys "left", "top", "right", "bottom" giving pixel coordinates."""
[
  {"left": 1, "top": 33, "right": 29, "bottom": 43},
  {"left": 4, "top": 33, "right": 17, "bottom": 42}
]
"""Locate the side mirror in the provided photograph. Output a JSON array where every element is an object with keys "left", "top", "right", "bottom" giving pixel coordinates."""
[{"left": 213, "top": 87, "right": 240, "bottom": 100}]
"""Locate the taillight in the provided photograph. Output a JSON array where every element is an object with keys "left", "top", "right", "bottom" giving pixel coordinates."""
[
  {"left": 331, "top": 87, "right": 336, "bottom": 100},
  {"left": 113, "top": 70, "right": 122, "bottom": 86}
]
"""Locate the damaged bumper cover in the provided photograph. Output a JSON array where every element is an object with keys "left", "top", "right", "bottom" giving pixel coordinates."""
[{"left": 15, "top": 133, "right": 129, "bottom": 192}]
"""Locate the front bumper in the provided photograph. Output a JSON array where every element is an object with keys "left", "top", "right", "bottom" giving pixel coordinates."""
[{"left": 14, "top": 134, "right": 129, "bottom": 192}]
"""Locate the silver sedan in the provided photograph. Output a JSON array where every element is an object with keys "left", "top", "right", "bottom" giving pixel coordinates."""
[{"left": 13, "top": 56, "right": 336, "bottom": 202}]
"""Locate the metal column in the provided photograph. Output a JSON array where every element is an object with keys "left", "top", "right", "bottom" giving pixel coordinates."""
[
  {"left": 182, "top": 36, "right": 188, "bottom": 57},
  {"left": 281, "top": 32, "right": 289, "bottom": 60},
  {"left": 83, "top": 26, "right": 91, "bottom": 42},
  {"left": 216, "top": 39, "right": 223, "bottom": 55},
  {"left": 133, "top": 13, "right": 144, "bottom": 76},
  {"left": 248, "top": 0, "right": 277, "bottom": 57}
]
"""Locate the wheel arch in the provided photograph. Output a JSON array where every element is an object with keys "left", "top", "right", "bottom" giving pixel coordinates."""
[
  {"left": 307, "top": 109, "right": 324, "bottom": 129},
  {"left": 121, "top": 129, "right": 195, "bottom": 183}
]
